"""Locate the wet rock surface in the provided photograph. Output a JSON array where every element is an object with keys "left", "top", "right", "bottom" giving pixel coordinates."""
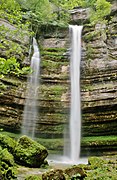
[
  {"left": 0, "top": 2, "right": 117, "bottom": 156},
  {"left": 14, "top": 136, "right": 48, "bottom": 168}
]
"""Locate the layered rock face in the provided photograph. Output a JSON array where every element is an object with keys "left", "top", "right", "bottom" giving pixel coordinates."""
[
  {"left": 36, "top": 4, "right": 117, "bottom": 155},
  {"left": 36, "top": 26, "right": 70, "bottom": 138},
  {"left": 0, "top": 3, "right": 117, "bottom": 156},
  {"left": 0, "top": 18, "right": 29, "bottom": 132}
]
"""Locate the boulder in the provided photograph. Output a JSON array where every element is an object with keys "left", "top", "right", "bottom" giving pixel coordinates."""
[
  {"left": 42, "top": 166, "right": 86, "bottom": 180},
  {"left": 14, "top": 135, "right": 48, "bottom": 167},
  {"left": 0, "top": 134, "right": 16, "bottom": 153},
  {"left": 0, "top": 147, "right": 17, "bottom": 179},
  {"left": 64, "top": 166, "right": 87, "bottom": 180},
  {"left": 42, "top": 169, "right": 66, "bottom": 180}
]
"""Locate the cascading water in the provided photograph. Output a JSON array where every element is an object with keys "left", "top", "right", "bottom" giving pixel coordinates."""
[
  {"left": 21, "top": 37, "right": 40, "bottom": 138},
  {"left": 64, "top": 25, "right": 83, "bottom": 163}
]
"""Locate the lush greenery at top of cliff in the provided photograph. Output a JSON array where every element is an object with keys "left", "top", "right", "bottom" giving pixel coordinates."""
[
  {"left": 0, "top": 0, "right": 112, "bottom": 78},
  {"left": 0, "top": 0, "right": 111, "bottom": 26}
]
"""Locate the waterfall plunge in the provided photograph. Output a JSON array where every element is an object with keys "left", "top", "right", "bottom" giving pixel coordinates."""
[
  {"left": 64, "top": 25, "right": 83, "bottom": 163},
  {"left": 21, "top": 38, "right": 40, "bottom": 138}
]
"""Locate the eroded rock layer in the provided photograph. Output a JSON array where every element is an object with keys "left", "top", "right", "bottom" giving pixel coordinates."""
[{"left": 0, "top": 3, "right": 117, "bottom": 156}]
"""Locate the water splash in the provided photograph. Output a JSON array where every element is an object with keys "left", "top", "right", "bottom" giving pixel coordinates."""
[
  {"left": 64, "top": 25, "right": 83, "bottom": 163},
  {"left": 21, "top": 38, "right": 40, "bottom": 138}
]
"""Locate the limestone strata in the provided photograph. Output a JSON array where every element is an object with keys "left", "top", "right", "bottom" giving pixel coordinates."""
[
  {"left": 0, "top": 4, "right": 117, "bottom": 156},
  {"left": 0, "top": 78, "right": 25, "bottom": 131}
]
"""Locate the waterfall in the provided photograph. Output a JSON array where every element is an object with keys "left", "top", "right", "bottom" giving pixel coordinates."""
[
  {"left": 21, "top": 37, "right": 40, "bottom": 138},
  {"left": 64, "top": 25, "right": 83, "bottom": 163}
]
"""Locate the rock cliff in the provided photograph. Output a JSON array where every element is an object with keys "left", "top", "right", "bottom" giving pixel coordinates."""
[{"left": 0, "top": 1, "right": 117, "bottom": 156}]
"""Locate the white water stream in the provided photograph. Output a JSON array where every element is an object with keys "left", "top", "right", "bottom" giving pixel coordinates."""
[
  {"left": 64, "top": 25, "right": 83, "bottom": 163},
  {"left": 21, "top": 38, "right": 40, "bottom": 138}
]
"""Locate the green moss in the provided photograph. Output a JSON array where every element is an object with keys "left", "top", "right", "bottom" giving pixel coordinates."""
[
  {"left": 39, "top": 84, "right": 68, "bottom": 101},
  {"left": 42, "top": 51, "right": 65, "bottom": 56},
  {"left": 86, "top": 45, "right": 98, "bottom": 59},
  {"left": 41, "top": 60, "right": 68, "bottom": 70},
  {"left": 84, "top": 30, "right": 100, "bottom": 42},
  {"left": 0, "top": 147, "right": 17, "bottom": 179},
  {"left": 81, "top": 136, "right": 117, "bottom": 146},
  {"left": 14, "top": 136, "right": 48, "bottom": 167},
  {"left": 0, "top": 131, "right": 21, "bottom": 140},
  {"left": 37, "top": 138, "right": 63, "bottom": 151},
  {"left": 64, "top": 165, "right": 86, "bottom": 179},
  {"left": 42, "top": 169, "right": 66, "bottom": 180},
  {"left": 85, "top": 156, "right": 117, "bottom": 180},
  {"left": 0, "top": 133, "right": 16, "bottom": 153},
  {"left": 41, "top": 49, "right": 67, "bottom": 62},
  {"left": 0, "top": 148, "right": 14, "bottom": 166},
  {"left": 0, "top": 76, "right": 22, "bottom": 86},
  {"left": 0, "top": 82, "right": 7, "bottom": 90},
  {"left": 81, "top": 83, "right": 117, "bottom": 92},
  {"left": 88, "top": 156, "right": 108, "bottom": 168}
]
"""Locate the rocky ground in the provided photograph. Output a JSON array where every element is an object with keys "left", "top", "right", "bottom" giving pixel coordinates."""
[{"left": 0, "top": 134, "right": 116, "bottom": 179}]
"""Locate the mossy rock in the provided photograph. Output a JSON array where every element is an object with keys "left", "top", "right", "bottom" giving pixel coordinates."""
[
  {"left": 42, "top": 169, "right": 66, "bottom": 180},
  {"left": 85, "top": 156, "right": 117, "bottom": 179},
  {"left": 0, "top": 147, "right": 17, "bottom": 179},
  {"left": 88, "top": 156, "right": 109, "bottom": 169},
  {"left": 0, "top": 133, "right": 16, "bottom": 153},
  {"left": 42, "top": 166, "right": 86, "bottom": 180},
  {"left": 14, "top": 135, "right": 48, "bottom": 168},
  {"left": 0, "top": 147, "right": 14, "bottom": 166},
  {"left": 64, "top": 165, "right": 86, "bottom": 179}
]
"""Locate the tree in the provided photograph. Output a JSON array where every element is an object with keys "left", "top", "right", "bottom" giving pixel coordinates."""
[
  {"left": 49, "top": 0, "right": 111, "bottom": 24},
  {"left": 90, "top": 0, "right": 111, "bottom": 23},
  {"left": 16, "top": 0, "right": 53, "bottom": 23},
  {"left": 82, "top": 0, "right": 111, "bottom": 24},
  {"left": 0, "top": 0, "right": 22, "bottom": 23}
]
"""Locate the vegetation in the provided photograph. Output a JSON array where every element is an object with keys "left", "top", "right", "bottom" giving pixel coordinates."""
[
  {"left": 0, "top": 134, "right": 48, "bottom": 178},
  {"left": 12, "top": 0, "right": 112, "bottom": 28},
  {"left": 85, "top": 156, "right": 117, "bottom": 180},
  {"left": 0, "top": 57, "right": 31, "bottom": 77},
  {"left": 0, "top": 147, "right": 17, "bottom": 179},
  {"left": 0, "top": 0, "right": 116, "bottom": 178},
  {"left": 0, "top": 0, "right": 33, "bottom": 78},
  {"left": 0, "top": 0, "right": 112, "bottom": 77}
]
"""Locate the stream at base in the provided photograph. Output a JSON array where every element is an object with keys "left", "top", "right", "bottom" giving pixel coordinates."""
[{"left": 17, "top": 156, "right": 88, "bottom": 180}]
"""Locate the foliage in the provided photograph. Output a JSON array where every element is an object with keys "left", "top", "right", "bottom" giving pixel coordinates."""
[
  {"left": 17, "top": 0, "right": 53, "bottom": 23},
  {"left": 88, "top": 0, "right": 111, "bottom": 24},
  {"left": 0, "top": 133, "right": 16, "bottom": 153},
  {"left": 17, "top": 0, "right": 112, "bottom": 26},
  {"left": 0, "top": 0, "right": 22, "bottom": 24},
  {"left": 0, "top": 0, "right": 31, "bottom": 35},
  {"left": 0, "top": 0, "right": 112, "bottom": 30},
  {"left": 0, "top": 57, "right": 32, "bottom": 77},
  {"left": 0, "top": 134, "right": 17, "bottom": 179},
  {"left": 0, "top": 147, "right": 17, "bottom": 179},
  {"left": 85, "top": 156, "right": 117, "bottom": 180},
  {"left": 0, "top": 1, "right": 32, "bottom": 77}
]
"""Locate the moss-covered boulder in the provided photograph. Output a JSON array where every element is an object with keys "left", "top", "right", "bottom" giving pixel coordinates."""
[
  {"left": 84, "top": 156, "right": 117, "bottom": 179},
  {"left": 88, "top": 156, "right": 108, "bottom": 168},
  {"left": 42, "top": 166, "right": 86, "bottom": 180},
  {"left": 64, "top": 166, "right": 86, "bottom": 179},
  {"left": 0, "top": 133, "right": 16, "bottom": 153},
  {"left": 42, "top": 169, "right": 66, "bottom": 180},
  {"left": 14, "top": 135, "right": 48, "bottom": 167},
  {"left": 0, "top": 146, "right": 17, "bottom": 179}
]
